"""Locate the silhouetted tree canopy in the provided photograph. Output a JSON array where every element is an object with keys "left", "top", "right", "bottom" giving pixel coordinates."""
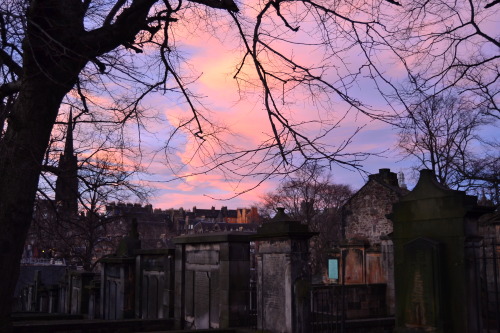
[
  {"left": 0, "top": 0, "right": 498, "bottom": 328},
  {"left": 259, "top": 162, "right": 353, "bottom": 274},
  {"left": 396, "top": 91, "right": 499, "bottom": 203}
]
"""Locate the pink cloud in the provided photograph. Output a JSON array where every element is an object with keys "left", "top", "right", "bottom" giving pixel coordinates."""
[{"left": 122, "top": 1, "right": 489, "bottom": 208}]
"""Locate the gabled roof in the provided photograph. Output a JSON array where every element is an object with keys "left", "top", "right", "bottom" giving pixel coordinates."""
[{"left": 343, "top": 168, "right": 408, "bottom": 208}]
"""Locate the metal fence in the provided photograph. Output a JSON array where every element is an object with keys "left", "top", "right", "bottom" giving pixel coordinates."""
[
  {"left": 468, "top": 239, "right": 500, "bottom": 332},
  {"left": 310, "top": 285, "right": 344, "bottom": 332},
  {"left": 244, "top": 281, "right": 257, "bottom": 328},
  {"left": 310, "top": 284, "right": 394, "bottom": 333}
]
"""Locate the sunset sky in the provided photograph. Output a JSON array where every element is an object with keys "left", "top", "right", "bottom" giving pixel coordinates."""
[
  {"left": 60, "top": 0, "right": 497, "bottom": 211},
  {"left": 132, "top": 3, "right": 416, "bottom": 210}
]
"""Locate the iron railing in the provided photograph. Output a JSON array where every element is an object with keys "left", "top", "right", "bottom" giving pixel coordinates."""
[
  {"left": 468, "top": 238, "right": 500, "bottom": 332},
  {"left": 310, "top": 285, "right": 344, "bottom": 332}
]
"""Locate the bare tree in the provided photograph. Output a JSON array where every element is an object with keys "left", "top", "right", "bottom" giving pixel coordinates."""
[
  {"left": 259, "top": 163, "right": 353, "bottom": 274},
  {"left": 396, "top": 91, "right": 499, "bottom": 201},
  {"left": 0, "top": 0, "right": 498, "bottom": 327},
  {"left": 29, "top": 198, "right": 127, "bottom": 271},
  {"left": 391, "top": 0, "right": 500, "bottom": 119},
  {"left": 456, "top": 143, "right": 499, "bottom": 204},
  {"left": 31, "top": 138, "right": 151, "bottom": 270}
]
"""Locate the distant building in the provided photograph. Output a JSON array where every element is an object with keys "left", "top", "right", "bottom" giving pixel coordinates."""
[
  {"left": 54, "top": 110, "right": 78, "bottom": 218},
  {"left": 25, "top": 111, "right": 261, "bottom": 262},
  {"left": 105, "top": 202, "right": 174, "bottom": 249},
  {"left": 104, "top": 203, "right": 261, "bottom": 246},
  {"left": 25, "top": 112, "right": 80, "bottom": 263},
  {"left": 187, "top": 206, "right": 260, "bottom": 224},
  {"left": 342, "top": 168, "right": 408, "bottom": 245}
]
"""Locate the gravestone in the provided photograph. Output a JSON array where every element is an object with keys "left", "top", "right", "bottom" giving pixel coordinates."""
[
  {"left": 100, "top": 218, "right": 141, "bottom": 319},
  {"left": 14, "top": 265, "right": 66, "bottom": 312},
  {"left": 87, "top": 278, "right": 101, "bottom": 319},
  {"left": 252, "top": 208, "right": 317, "bottom": 333},
  {"left": 100, "top": 256, "right": 136, "bottom": 319},
  {"left": 173, "top": 231, "right": 253, "bottom": 329},
  {"left": 342, "top": 244, "right": 366, "bottom": 284},
  {"left": 135, "top": 248, "right": 175, "bottom": 319},
  {"left": 390, "top": 169, "right": 493, "bottom": 333},
  {"left": 69, "top": 271, "right": 96, "bottom": 315}
]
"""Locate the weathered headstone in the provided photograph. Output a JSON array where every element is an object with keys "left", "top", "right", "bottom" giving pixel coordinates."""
[
  {"left": 173, "top": 231, "right": 253, "bottom": 329},
  {"left": 69, "top": 271, "right": 96, "bottom": 315},
  {"left": 87, "top": 278, "right": 101, "bottom": 319},
  {"left": 135, "top": 248, "right": 175, "bottom": 319},
  {"left": 252, "top": 208, "right": 317, "bottom": 333},
  {"left": 100, "top": 218, "right": 141, "bottom": 319}
]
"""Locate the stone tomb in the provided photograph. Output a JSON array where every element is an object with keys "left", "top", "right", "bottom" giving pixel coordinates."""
[
  {"left": 174, "top": 232, "right": 253, "bottom": 329},
  {"left": 100, "top": 217, "right": 141, "bottom": 320},
  {"left": 390, "top": 170, "right": 494, "bottom": 333},
  {"left": 401, "top": 238, "right": 442, "bottom": 329},
  {"left": 252, "top": 209, "right": 316, "bottom": 333}
]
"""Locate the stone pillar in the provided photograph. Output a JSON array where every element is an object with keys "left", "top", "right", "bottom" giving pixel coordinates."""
[
  {"left": 252, "top": 208, "right": 317, "bottom": 333},
  {"left": 173, "top": 232, "right": 253, "bottom": 329},
  {"left": 380, "top": 237, "right": 395, "bottom": 315},
  {"left": 47, "top": 285, "right": 59, "bottom": 313},
  {"left": 390, "top": 170, "right": 494, "bottom": 333}
]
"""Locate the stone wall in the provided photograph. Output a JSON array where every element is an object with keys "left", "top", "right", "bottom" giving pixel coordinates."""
[{"left": 342, "top": 169, "right": 406, "bottom": 245}]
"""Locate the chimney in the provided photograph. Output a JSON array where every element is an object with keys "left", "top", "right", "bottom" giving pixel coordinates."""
[{"left": 369, "top": 168, "right": 399, "bottom": 187}]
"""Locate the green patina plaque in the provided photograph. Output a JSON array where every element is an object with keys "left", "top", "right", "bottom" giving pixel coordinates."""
[{"left": 328, "top": 259, "right": 338, "bottom": 280}]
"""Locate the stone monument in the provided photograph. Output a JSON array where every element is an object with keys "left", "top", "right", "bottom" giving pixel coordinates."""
[
  {"left": 100, "top": 218, "right": 141, "bottom": 319},
  {"left": 390, "top": 169, "right": 494, "bottom": 333},
  {"left": 252, "top": 208, "right": 317, "bottom": 333},
  {"left": 135, "top": 248, "right": 175, "bottom": 319},
  {"left": 173, "top": 231, "right": 253, "bottom": 329}
]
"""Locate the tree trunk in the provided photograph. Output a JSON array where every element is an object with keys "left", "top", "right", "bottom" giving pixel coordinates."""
[
  {"left": 0, "top": 78, "right": 74, "bottom": 330},
  {"left": 0, "top": 2, "right": 90, "bottom": 328},
  {"left": 0, "top": 0, "right": 162, "bottom": 329},
  {"left": 0, "top": 18, "right": 86, "bottom": 331}
]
